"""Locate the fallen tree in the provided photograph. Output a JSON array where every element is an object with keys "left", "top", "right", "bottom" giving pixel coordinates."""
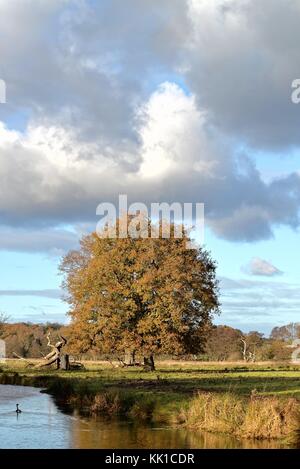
[
  {"left": 13, "top": 332, "right": 82, "bottom": 369},
  {"left": 38, "top": 332, "right": 68, "bottom": 368}
]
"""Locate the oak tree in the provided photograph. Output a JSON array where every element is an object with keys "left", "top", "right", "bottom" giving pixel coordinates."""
[{"left": 60, "top": 219, "right": 220, "bottom": 369}]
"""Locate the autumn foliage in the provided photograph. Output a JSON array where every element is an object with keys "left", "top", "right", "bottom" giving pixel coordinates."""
[{"left": 60, "top": 219, "right": 220, "bottom": 365}]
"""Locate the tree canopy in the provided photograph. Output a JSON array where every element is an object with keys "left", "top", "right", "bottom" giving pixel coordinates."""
[
  {"left": 270, "top": 323, "right": 300, "bottom": 342},
  {"left": 60, "top": 219, "right": 220, "bottom": 365},
  {"left": 204, "top": 325, "right": 243, "bottom": 361}
]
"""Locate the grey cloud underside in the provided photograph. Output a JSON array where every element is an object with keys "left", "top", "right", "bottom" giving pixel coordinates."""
[
  {"left": 1, "top": 0, "right": 299, "bottom": 149},
  {"left": 186, "top": 0, "right": 300, "bottom": 149},
  {"left": 0, "top": 227, "right": 78, "bottom": 254},
  {"left": 0, "top": 0, "right": 189, "bottom": 144},
  {"left": 0, "top": 289, "right": 62, "bottom": 299},
  {"left": 0, "top": 0, "right": 300, "bottom": 247},
  {"left": 219, "top": 276, "right": 300, "bottom": 294},
  {"left": 0, "top": 149, "right": 299, "bottom": 243}
]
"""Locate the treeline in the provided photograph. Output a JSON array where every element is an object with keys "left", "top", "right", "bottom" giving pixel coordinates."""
[
  {"left": 0, "top": 320, "right": 299, "bottom": 361},
  {"left": 0, "top": 321, "right": 66, "bottom": 358},
  {"left": 202, "top": 323, "right": 300, "bottom": 361}
]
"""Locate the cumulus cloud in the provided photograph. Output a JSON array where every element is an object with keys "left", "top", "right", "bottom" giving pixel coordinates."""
[
  {"left": 1, "top": 82, "right": 300, "bottom": 245},
  {"left": 0, "top": 0, "right": 300, "bottom": 250}
]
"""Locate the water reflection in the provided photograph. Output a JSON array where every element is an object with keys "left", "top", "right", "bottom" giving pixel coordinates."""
[
  {"left": 69, "top": 412, "right": 287, "bottom": 449},
  {"left": 0, "top": 385, "right": 297, "bottom": 449}
]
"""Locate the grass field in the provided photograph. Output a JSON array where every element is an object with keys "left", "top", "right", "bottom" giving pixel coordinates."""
[{"left": 1, "top": 360, "right": 300, "bottom": 440}]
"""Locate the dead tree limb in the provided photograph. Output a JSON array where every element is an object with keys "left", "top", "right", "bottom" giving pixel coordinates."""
[
  {"left": 34, "top": 334, "right": 67, "bottom": 368},
  {"left": 13, "top": 333, "right": 69, "bottom": 369},
  {"left": 116, "top": 356, "right": 142, "bottom": 367},
  {"left": 12, "top": 352, "right": 34, "bottom": 368}
]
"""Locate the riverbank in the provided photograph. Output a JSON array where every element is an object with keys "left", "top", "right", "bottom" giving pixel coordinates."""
[{"left": 1, "top": 361, "right": 299, "bottom": 442}]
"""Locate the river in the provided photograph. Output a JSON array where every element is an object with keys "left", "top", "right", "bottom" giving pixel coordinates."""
[{"left": 0, "top": 384, "right": 294, "bottom": 449}]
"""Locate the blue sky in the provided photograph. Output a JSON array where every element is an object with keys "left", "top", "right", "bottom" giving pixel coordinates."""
[
  {"left": 0, "top": 0, "right": 300, "bottom": 336},
  {"left": 1, "top": 222, "right": 299, "bottom": 334}
]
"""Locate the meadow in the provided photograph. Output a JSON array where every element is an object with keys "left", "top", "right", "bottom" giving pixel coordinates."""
[{"left": 1, "top": 360, "right": 300, "bottom": 441}]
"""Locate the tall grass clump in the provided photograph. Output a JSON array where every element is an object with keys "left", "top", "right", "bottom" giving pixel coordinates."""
[
  {"left": 90, "top": 392, "right": 156, "bottom": 421},
  {"left": 242, "top": 396, "right": 300, "bottom": 439},
  {"left": 179, "top": 392, "right": 300, "bottom": 440},
  {"left": 178, "top": 392, "right": 244, "bottom": 433},
  {"left": 128, "top": 398, "right": 156, "bottom": 421},
  {"left": 91, "top": 392, "right": 121, "bottom": 415}
]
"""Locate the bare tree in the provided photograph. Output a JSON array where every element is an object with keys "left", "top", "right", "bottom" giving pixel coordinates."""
[
  {"left": 36, "top": 333, "right": 68, "bottom": 368},
  {"left": 241, "top": 338, "right": 248, "bottom": 361},
  {"left": 0, "top": 312, "right": 10, "bottom": 337},
  {"left": 14, "top": 332, "right": 68, "bottom": 369},
  {"left": 241, "top": 333, "right": 262, "bottom": 362}
]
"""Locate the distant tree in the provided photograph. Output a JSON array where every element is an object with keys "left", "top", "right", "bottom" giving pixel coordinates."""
[
  {"left": 204, "top": 325, "right": 243, "bottom": 361},
  {"left": 60, "top": 219, "right": 220, "bottom": 369},
  {"left": 44, "top": 322, "right": 63, "bottom": 331},
  {"left": 270, "top": 323, "right": 300, "bottom": 342},
  {"left": 260, "top": 339, "right": 291, "bottom": 361},
  {"left": 0, "top": 312, "right": 9, "bottom": 338},
  {"left": 1, "top": 322, "right": 65, "bottom": 358},
  {"left": 241, "top": 331, "right": 264, "bottom": 362}
]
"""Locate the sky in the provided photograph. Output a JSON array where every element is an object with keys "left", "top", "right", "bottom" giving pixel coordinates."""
[{"left": 0, "top": 0, "right": 300, "bottom": 336}]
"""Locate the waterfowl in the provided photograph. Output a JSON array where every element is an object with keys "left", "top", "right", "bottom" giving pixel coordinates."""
[{"left": 16, "top": 404, "right": 22, "bottom": 414}]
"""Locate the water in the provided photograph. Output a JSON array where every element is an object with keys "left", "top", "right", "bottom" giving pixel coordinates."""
[
  {"left": 0, "top": 384, "right": 72, "bottom": 448},
  {"left": 0, "top": 385, "right": 293, "bottom": 449}
]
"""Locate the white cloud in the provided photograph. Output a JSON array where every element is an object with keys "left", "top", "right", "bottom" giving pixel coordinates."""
[
  {"left": 1, "top": 1, "right": 300, "bottom": 249},
  {"left": 1, "top": 81, "right": 300, "bottom": 245},
  {"left": 138, "top": 82, "right": 217, "bottom": 179},
  {"left": 242, "top": 257, "right": 283, "bottom": 276}
]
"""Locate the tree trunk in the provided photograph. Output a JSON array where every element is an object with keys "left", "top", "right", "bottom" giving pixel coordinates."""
[
  {"left": 35, "top": 334, "right": 68, "bottom": 369},
  {"left": 125, "top": 349, "right": 136, "bottom": 365},
  {"left": 143, "top": 355, "right": 155, "bottom": 371},
  {"left": 241, "top": 338, "right": 247, "bottom": 361},
  {"left": 61, "top": 354, "right": 70, "bottom": 370}
]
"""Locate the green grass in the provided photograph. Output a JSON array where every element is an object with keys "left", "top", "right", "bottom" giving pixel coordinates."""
[
  {"left": 1, "top": 361, "right": 300, "bottom": 399},
  {"left": 1, "top": 360, "right": 300, "bottom": 438}
]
